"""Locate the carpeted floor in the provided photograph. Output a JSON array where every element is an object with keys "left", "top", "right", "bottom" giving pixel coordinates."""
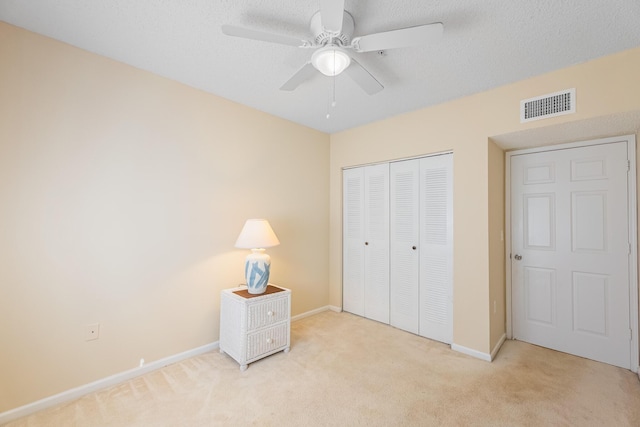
[{"left": 5, "top": 311, "right": 640, "bottom": 426}]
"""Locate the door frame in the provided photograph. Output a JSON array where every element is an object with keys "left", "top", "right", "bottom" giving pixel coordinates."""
[{"left": 505, "top": 134, "right": 639, "bottom": 372}]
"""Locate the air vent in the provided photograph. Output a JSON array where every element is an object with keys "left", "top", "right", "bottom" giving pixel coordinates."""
[{"left": 520, "top": 88, "right": 575, "bottom": 123}]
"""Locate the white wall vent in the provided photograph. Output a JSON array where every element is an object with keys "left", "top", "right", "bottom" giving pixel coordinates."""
[{"left": 520, "top": 88, "right": 575, "bottom": 123}]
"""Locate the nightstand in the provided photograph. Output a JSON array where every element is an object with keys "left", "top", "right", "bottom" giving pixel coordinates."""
[{"left": 219, "top": 284, "right": 291, "bottom": 371}]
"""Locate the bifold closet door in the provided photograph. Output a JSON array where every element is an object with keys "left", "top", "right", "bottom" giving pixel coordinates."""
[
  {"left": 343, "top": 167, "right": 365, "bottom": 317},
  {"left": 390, "top": 160, "right": 420, "bottom": 334},
  {"left": 342, "top": 164, "right": 389, "bottom": 323},
  {"left": 390, "top": 154, "right": 453, "bottom": 343},
  {"left": 418, "top": 154, "right": 453, "bottom": 343}
]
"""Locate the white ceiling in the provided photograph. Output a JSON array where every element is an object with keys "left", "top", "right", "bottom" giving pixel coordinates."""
[{"left": 1, "top": 1, "right": 640, "bottom": 134}]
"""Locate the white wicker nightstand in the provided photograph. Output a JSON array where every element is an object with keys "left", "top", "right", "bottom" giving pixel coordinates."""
[{"left": 219, "top": 284, "right": 291, "bottom": 371}]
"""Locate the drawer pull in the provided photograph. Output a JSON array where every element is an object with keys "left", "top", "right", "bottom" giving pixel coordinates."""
[
  {"left": 267, "top": 311, "right": 274, "bottom": 316},
  {"left": 266, "top": 338, "right": 273, "bottom": 344}
]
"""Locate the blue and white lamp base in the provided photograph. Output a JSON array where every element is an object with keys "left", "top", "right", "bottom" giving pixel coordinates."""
[{"left": 244, "top": 248, "right": 271, "bottom": 294}]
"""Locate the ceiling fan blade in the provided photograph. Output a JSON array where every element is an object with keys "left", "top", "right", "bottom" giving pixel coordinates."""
[
  {"left": 222, "top": 25, "right": 310, "bottom": 47},
  {"left": 352, "top": 22, "right": 443, "bottom": 53},
  {"left": 280, "top": 62, "right": 317, "bottom": 91},
  {"left": 319, "top": 0, "right": 345, "bottom": 34},
  {"left": 344, "top": 59, "right": 383, "bottom": 95}
]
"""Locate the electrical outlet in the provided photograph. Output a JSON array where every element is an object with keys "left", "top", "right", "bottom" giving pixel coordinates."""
[{"left": 85, "top": 323, "right": 100, "bottom": 341}]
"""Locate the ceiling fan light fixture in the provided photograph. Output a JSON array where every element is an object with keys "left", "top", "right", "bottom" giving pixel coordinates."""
[{"left": 311, "top": 47, "right": 351, "bottom": 76}]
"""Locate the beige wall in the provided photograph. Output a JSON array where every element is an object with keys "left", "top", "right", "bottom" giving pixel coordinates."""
[
  {"left": 330, "top": 46, "right": 640, "bottom": 356},
  {"left": 0, "top": 22, "right": 330, "bottom": 412},
  {"left": 488, "top": 140, "right": 505, "bottom": 350}
]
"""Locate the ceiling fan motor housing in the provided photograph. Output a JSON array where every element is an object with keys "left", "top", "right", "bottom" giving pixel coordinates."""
[{"left": 310, "top": 10, "right": 354, "bottom": 46}]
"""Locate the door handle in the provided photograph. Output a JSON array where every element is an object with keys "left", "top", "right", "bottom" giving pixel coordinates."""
[{"left": 514, "top": 254, "right": 522, "bottom": 260}]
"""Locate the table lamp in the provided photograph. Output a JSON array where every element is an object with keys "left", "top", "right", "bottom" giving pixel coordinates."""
[{"left": 235, "top": 219, "right": 280, "bottom": 294}]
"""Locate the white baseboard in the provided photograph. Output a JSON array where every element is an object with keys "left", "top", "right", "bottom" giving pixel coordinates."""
[
  {"left": 451, "top": 333, "right": 507, "bottom": 362},
  {"left": 0, "top": 342, "right": 218, "bottom": 425},
  {"left": 291, "top": 305, "right": 342, "bottom": 321},
  {"left": 451, "top": 343, "right": 492, "bottom": 362},
  {"left": 291, "top": 305, "right": 330, "bottom": 321}
]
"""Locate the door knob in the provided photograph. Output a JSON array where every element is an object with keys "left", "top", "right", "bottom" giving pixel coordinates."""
[
  {"left": 514, "top": 254, "right": 522, "bottom": 260},
  {"left": 412, "top": 246, "right": 417, "bottom": 250}
]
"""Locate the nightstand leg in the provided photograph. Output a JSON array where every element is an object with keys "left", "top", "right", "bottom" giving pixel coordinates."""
[
  {"left": 240, "top": 364, "right": 248, "bottom": 372},
  {"left": 284, "top": 347, "right": 290, "bottom": 353}
]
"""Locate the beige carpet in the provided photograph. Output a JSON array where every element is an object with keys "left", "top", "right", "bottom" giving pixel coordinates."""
[{"left": 5, "top": 311, "right": 640, "bottom": 426}]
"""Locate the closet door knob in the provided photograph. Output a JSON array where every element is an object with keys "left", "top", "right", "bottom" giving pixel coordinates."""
[
  {"left": 412, "top": 246, "right": 417, "bottom": 250},
  {"left": 365, "top": 242, "right": 369, "bottom": 245}
]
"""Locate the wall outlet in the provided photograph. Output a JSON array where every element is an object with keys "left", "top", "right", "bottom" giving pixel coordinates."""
[{"left": 85, "top": 323, "right": 100, "bottom": 341}]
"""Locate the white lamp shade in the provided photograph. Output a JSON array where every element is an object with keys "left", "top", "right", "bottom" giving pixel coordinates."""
[
  {"left": 235, "top": 219, "right": 280, "bottom": 249},
  {"left": 311, "top": 46, "right": 351, "bottom": 76}
]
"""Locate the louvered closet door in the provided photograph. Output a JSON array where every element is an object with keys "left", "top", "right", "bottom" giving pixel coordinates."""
[
  {"left": 390, "top": 154, "right": 453, "bottom": 342},
  {"left": 343, "top": 168, "right": 365, "bottom": 316},
  {"left": 343, "top": 164, "right": 389, "bottom": 322},
  {"left": 419, "top": 154, "right": 453, "bottom": 343},
  {"left": 390, "top": 160, "right": 420, "bottom": 334},
  {"left": 363, "top": 164, "right": 390, "bottom": 323}
]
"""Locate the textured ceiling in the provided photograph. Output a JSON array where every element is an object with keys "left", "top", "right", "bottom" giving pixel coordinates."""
[{"left": 1, "top": 1, "right": 640, "bottom": 134}]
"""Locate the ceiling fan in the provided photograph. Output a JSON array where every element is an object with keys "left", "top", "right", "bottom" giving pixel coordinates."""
[{"left": 222, "top": 0, "right": 443, "bottom": 95}]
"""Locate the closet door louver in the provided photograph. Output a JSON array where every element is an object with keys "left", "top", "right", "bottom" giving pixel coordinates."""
[
  {"left": 390, "top": 160, "right": 420, "bottom": 334},
  {"left": 342, "top": 164, "right": 390, "bottom": 322},
  {"left": 419, "top": 154, "right": 453, "bottom": 343},
  {"left": 363, "top": 164, "right": 389, "bottom": 324},
  {"left": 342, "top": 168, "right": 365, "bottom": 317}
]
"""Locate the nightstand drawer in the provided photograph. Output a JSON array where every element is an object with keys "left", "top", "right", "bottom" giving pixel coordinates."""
[
  {"left": 247, "top": 296, "right": 289, "bottom": 331},
  {"left": 246, "top": 323, "right": 288, "bottom": 360}
]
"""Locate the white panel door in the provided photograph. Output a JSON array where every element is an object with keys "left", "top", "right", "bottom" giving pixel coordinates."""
[
  {"left": 511, "top": 141, "right": 631, "bottom": 368},
  {"left": 390, "top": 159, "right": 420, "bottom": 334},
  {"left": 419, "top": 154, "right": 453, "bottom": 343},
  {"left": 363, "top": 164, "right": 390, "bottom": 324},
  {"left": 343, "top": 168, "right": 365, "bottom": 317}
]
